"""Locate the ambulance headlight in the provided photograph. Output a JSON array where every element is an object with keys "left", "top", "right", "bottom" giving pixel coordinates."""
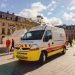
[{"left": 30, "top": 44, "right": 39, "bottom": 50}]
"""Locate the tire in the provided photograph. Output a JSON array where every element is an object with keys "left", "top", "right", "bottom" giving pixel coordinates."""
[
  {"left": 18, "top": 59, "right": 25, "bottom": 63},
  {"left": 39, "top": 51, "right": 47, "bottom": 64},
  {"left": 18, "top": 60, "right": 23, "bottom": 62},
  {"left": 62, "top": 47, "right": 66, "bottom": 54}
]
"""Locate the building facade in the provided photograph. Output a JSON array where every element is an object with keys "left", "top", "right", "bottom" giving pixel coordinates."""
[
  {"left": 0, "top": 11, "right": 39, "bottom": 44},
  {"left": 56, "top": 25, "right": 75, "bottom": 40}
]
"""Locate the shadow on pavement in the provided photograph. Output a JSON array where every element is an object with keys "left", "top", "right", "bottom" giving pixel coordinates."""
[
  {"left": 0, "top": 47, "right": 7, "bottom": 54},
  {"left": 46, "top": 53, "right": 64, "bottom": 63},
  {"left": 0, "top": 53, "right": 64, "bottom": 75},
  {"left": 0, "top": 60, "right": 42, "bottom": 75},
  {"left": 0, "top": 47, "right": 13, "bottom": 56}
]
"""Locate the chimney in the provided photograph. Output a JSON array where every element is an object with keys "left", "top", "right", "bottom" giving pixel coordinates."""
[
  {"left": 12, "top": 13, "right": 14, "bottom": 15},
  {"left": 7, "top": 11, "right": 9, "bottom": 14}
]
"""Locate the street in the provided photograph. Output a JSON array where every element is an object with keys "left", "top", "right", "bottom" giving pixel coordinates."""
[{"left": 0, "top": 46, "right": 75, "bottom": 75}]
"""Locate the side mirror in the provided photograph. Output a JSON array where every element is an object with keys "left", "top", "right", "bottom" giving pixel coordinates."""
[
  {"left": 21, "top": 37, "right": 23, "bottom": 40},
  {"left": 49, "top": 35, "right": 52, "bottom": 39},
  {"left": 43, "top": 36, "right": 49, "bottom": 42},
  {"left": 43, "top": 35, "right": 52, "bottom": 42}
]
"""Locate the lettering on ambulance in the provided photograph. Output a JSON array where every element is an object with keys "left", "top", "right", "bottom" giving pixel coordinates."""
[
  {"left": 60, "top": 34, "right": 63, "bottom": 38},
  {"left": 48, "top": 43, "right": 50, "bottom": 47}
]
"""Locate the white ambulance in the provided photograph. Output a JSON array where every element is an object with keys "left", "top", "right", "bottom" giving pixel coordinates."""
[{"left": 14, "top": 25, "right": 66, "bottom": 64}]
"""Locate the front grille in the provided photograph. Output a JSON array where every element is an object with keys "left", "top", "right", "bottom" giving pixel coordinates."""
[
  {"left": 22, "top": 48, "right": 30, "bottom": 50},
  {"left": 18, "top": 52, "right": 27, "bottom": 54},
  {"left": 16, "top": 55, "right": 27, "bottom": 59},
  {"left": 15, "top": 47, "right": 30, "bottom": 50}
]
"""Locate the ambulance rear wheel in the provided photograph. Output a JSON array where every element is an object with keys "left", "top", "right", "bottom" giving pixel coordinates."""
[
  {"left": 39, "top": 51, "right": 47, "bottom": 64},
  {"left": 62, "top": 47, "right": 66, "bottom": 54}
]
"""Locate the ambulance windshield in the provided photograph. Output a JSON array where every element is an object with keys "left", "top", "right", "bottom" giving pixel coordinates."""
[{"left": 22, "top": 30, "right": 45, "bottom": 40}]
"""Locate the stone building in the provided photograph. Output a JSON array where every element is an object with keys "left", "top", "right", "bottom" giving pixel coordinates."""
[
  {"left": 0, "top": 11, "right": 39, "bottom": 44},
  {"left": 56, "top": 25, "right": 75, "bottom": 40}
]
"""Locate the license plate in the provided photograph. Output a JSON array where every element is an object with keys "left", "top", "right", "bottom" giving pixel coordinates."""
[{"left": 16, "top": 54, "right": 24, "bottom": 58}]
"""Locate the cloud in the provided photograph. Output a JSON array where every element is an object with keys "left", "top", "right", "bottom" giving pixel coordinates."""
[
  {"left": 0, "top": 0, "right": 8, "bottom": 8},
  {"left": 47, "top": 12, "right": 52, "bottom": 15},
  {"left": 51, "top": 0, "right": 56, "bottom": 4},
  {"left": 70, "top": 0, "right": 75, "bottom": 4},
  {"left": 67, "top": 0, "right": 75, "bottom": 10},
  {"left": 61, "top": 5, "right": 65, "bottom": 8},
  {"left": 47, "top": 0, "right": 57, "bottom": 16},
  {"left": 3, "top": 0, "right": 8, "bottom": 2},
  {"left": 17, "top": 2, "right": 46, "bottom": 19},
  {"left": 49, "top": 17, "right": 63, "bottom": 26},
  {"left": 69, "top": 6, "right": 75, "bottom": 10},
  {"left": 17, "top": 1, "right": 63, "bottom": 26},
  {"left": 40, "top": 16, "right": 63, "bottom": 26},
  {"left": 31, "top": 2, "right": 46, "bottom": 12},
  {"left": 47, "top": 0, "right": 56, "bottom": 9},
  {"left": 42, "top": 17, "right": 63, "bottom": 26},
  {"left": 0, "top": 3, "right": 6, "bottom": 8},
  {"left": 63, "top": 12, "right": 75, "bottom": 21},
  {"left": 47, "top": 0, "right": 56, "bottom": 15},
  {"left": 47, "top": 8, "right": 55, "bottom": 15},
  {"left": 50, "top": 8, "right": 55, "bottom": 11}
]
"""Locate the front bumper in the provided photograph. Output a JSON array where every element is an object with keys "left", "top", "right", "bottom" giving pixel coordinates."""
[{"left": 13, "top": 49, "right": 41, "bottom": 61}]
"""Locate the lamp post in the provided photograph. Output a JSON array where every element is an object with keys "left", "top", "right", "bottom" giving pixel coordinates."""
[{"left": 37, "top": 15, "right": 43, "bottom": 25}]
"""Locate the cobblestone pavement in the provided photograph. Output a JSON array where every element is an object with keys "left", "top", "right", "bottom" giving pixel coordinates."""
[
  {"left": 0, "top": 46, "right": 13, "bottom": 56},
  {"left": 0, "top": 47, "right": 7, "bottom": 54},
  {"left": 0, "top": 46, "right": 75, "bottom": 75}
]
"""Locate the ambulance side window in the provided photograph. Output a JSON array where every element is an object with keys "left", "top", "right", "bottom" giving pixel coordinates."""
[{"left": 43, "top": 30, "right": 52, "bottom": 42}]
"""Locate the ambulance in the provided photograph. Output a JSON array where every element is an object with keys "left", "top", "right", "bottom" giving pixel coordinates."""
[{"left": 14, "top": 25, "right": 66, "bottom": 64}]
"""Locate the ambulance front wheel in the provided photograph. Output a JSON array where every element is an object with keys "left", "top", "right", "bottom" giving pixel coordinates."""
[
  {"left": 18, "top": 60, "right": 25, "bottom": 63},
  {"left": 39, "top": 51, "right": 47, "bottom": 64}
]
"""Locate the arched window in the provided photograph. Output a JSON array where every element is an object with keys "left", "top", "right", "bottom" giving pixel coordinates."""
[
  {"left": 2, "top": 28, "right": 5, "bottom": 34},
  {"left": 12, "top": 28, "right": 15, "bottom": 33},
  {"left": 7, "top": 29, "right": 11, "bottom": 35},
  {"left": 1, "top": 36, "right": 5, "bottom": 44}
]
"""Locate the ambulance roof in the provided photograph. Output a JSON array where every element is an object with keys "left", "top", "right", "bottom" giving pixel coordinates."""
[{"left": 29, "top": 25, "right": 64, "bottom": 31}]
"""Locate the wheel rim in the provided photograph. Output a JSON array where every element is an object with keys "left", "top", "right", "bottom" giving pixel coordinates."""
[
  {"left": 64, "top": 49, "right": 66, "bottom": 53},
  {"left": 62, "top": 48, "right": 66, "bottom": 54},
  {"left": 43, "top": 53, "right": 46, "bottom": 62}
]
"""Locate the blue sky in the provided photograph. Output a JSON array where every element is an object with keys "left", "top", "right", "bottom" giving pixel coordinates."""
[{"left": 0, "top": 0, "right": 75, "bottom": 25}]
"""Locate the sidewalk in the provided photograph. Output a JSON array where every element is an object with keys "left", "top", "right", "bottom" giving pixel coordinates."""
[
  {"left": 0, "top": 44, "right": 13, "bottom": 56},
  {"left": 0, "top": 44, "right": 6, "bottom": 48},
  {"left": 0, "top": 52, "right": 13, "bottom": 56}
]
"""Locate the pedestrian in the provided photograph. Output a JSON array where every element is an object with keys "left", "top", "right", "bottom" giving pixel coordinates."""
[
  {"left": 11, "top": 39, "right": 15, "bottom": 51},
  {"left": 6, "top": 37, "right": 11, "bottom": 54},
  {"left": 69, "top": 38, "right": 72, "bottom": 47},
  {"left": 66, "top": 39, "right": 69, "bottom": 46}
]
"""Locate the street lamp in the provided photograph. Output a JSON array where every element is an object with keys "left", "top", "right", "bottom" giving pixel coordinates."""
[{"left": 37, "top": 15, "right": 43, "bottom": 25}]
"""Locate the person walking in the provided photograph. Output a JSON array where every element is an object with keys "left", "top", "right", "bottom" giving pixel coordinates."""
[
  {"left": 69, "top": 38, "right": 72, "bottom": 47},
  {"left": 6, "top": 38, "right": 11, "bottom": 54},
  {"left": 11, "top": 39, "right": 15, "bottom": 51}
]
